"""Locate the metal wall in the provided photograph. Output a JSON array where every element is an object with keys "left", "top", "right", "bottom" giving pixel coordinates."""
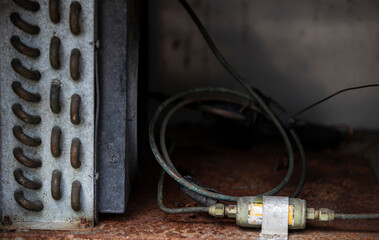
[{"left": 149, "top": 0, "right": 379, "bottom": 129}]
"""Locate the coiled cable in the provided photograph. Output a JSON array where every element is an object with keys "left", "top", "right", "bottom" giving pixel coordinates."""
[
  {"left": 150, "top": 0, "right": 308, "bottom": 212},
  {"left": 151, "top": 88, "right": 307, "bottom": 213}
]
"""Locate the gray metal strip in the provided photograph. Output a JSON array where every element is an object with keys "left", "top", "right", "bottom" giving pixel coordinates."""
[
  {"left": 0, "top": 0, "right": 95, "bottom": 230},
  {"left": 260, "top": 196, "right": 289, "bottom": 240},
  {"left": 96, "top": 0, "right": 141, "bottom": 213}
]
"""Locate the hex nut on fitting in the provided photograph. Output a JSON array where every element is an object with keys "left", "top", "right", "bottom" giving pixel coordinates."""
[
  {"left": 319, "top": 208, "right": 335, "bottom": 221},
  {"left": 225, "top": 205, "right": 237, "bottom": 218},
  {"left": 306, "top": 208, "right": 316, "bottom": 220},
  {"left": 209, "top": 203, "right": 225, "bottom": 218}
]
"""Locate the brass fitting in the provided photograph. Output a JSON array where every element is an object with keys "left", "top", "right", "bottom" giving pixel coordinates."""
[
  {"left": 306, "top": 208, "right": 334, "bottom": 221},
  {"left": 306, "top": 208, "right": 317, "bottom": 220},
  {"left": 319, "top": 208, "right": 335, "bottom": 221},
  {"left": 209, "top": 203, "right": 225, "bottom": 218},
  {"left": 225, "top": 205, "right": 237, "bottom": 218}
]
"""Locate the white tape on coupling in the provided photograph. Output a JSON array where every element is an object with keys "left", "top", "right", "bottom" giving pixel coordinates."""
[{"left": 260, "top": 196, "right": 289, "bottom": 240}]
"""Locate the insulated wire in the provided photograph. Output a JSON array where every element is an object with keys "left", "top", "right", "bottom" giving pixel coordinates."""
[
  {"left": 158, "top": 170, "right": 209, "bottom": 214},
  {"left": 293, "top": 84, "right": 379, "bottom": 117},
  {"left": 150, "top": 88, "right": 302, "bottom": 203},
  {"left": 159, "top": 96, "right": 261, "bottom": 177},
  {"left": 153, "top": 0, "right": 379, "bottom": 218},
  {"left": 289, "top": 129, "right": 307, "bottom": 198},
  {"left": 335, "top": 213, "right": 379, "bottom": 220},
  {"left": 179, "top": 0, "right": 379, "bottom": 120},
  {"left": 176, "top": 0, "right": 294, "bottom": 151},
  {"left": 159, "top": 96, "right": 306, "bottom": 199},
  {"left": 157, "top": 121, "right": 209, "bottom": 214},
  {"left": 151, "top": 0, "right": 306, "bottom": 210},
  {"left": 156, "top": 94, "right": 306, "bottom": 212}
]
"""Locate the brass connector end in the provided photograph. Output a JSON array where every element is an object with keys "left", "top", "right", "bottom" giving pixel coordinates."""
[
  {"left": 306, "top": 208, "right": 334, "bottom": 221},
  {"left": 306, "top": 208, "right": 317, "bottom": 220},
  {"left": 319, "top": 208, "right": 335, "bottom": 221},
  {"left": 225, "top": 205, "right": 237, "bottom": 218},
  {"left": 209, "top": 203, "right": 225, "bottom": 218}
]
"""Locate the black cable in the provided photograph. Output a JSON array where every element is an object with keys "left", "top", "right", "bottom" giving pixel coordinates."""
[
  {"left": 158, "top": 170, "right": 209, "bottom": 214},
  {"left": 179, "top": 0, "right": 379, "bottom": 119},
  {"left": 150, "top": 89, "right": 297, "bottom": 202},
  {"left": 289, "top": 129, "right": 307, "bottom": 198},
  {"left": 293, "top": 84, "right": 379, "bottom": 117},
  {"left": 152, "top": 89, "right": 307, "bottom": 206},
  {"left": 152, "top": 0, "right": 379, "bottom": 219},
  {"left": 154, "top": 93, "right": 306, "bottom": 213},
  {"left": 177, "top": 0, "right": 246, "bottom": 87},
  {"left": 151, "top": 0, "right": 306, "bottom": 212}
]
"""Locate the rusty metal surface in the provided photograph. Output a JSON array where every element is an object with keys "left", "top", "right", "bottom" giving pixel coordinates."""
[{"left": 1, "top": 147, "right": 379, "bottom": 238}]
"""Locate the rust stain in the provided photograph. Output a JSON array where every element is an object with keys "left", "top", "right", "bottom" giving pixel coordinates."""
[{"left": 1, "top": 149, "right": 379, "bottom": 239}]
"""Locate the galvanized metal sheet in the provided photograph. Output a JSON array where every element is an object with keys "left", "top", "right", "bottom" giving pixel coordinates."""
[{"left": 0, "top": 0, "right": 95, "bottom": 230}]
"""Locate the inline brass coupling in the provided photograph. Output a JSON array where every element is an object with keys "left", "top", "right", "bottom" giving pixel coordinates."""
[
  {"left": 306, "top": 208, "right": 335, "bottom": 221},
  {"left": 208, "top": 196, "right": 307, "bottom": 229},
  {"left": 209, "top": 203, "right": 237, "bottom": 219},
  {"left": 208, "top": 199, "right": 337, "bottom": 230}
]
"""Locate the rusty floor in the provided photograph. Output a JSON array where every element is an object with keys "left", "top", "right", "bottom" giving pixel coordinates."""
[{"left": 1, "top": 145, "right": 379, "bottom": 239}]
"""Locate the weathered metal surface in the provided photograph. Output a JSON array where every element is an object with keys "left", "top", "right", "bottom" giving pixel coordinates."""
[
  {"left": 96, "top": 0, "right": 140, "bottom": 213},
  {"left": 0, "top": 0, "right": 95, "bottom": 230},
  {"left": 2, "top": 145, "right": 379, "bottom": 238}
]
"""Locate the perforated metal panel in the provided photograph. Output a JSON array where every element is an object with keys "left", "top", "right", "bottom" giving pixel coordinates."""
[{"left": 0, "top": 0, "right": 95, "bottom": 230}]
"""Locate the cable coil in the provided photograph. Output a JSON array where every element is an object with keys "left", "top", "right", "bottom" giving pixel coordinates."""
[
  {"left": 151, "top": 0, "right": 379, "bottom": 220},
  {"left": 150, "top": 88, "right": 307, "bottom": 213},
  {"left": 149, "top": 0, "right": 308, "bottom": 213}
]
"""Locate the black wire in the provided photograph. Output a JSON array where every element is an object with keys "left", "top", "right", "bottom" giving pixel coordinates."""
[
  {"left": 151, "top": 89, "right": 297, "bottom": 202},
  {"left": 151, "top": 0, "right": 303, "bottom": 199},
  {"left": 158, "top": 170, "right": 209, "bottom": 214},
  {"left": 178, "top": 0, "right": 245, "bottom": 86},
  {"left": 289, "top": 129, "right": 307, "bottom": 198},
  {"left": 179, "top": 0, "right": 379, "bottom": 121},
  {"left": 293, "top": 84, "right": 379, "bottom": 118},
  {"left": 150, "top": 0, "right": 305, "bottom": 207},
  {"left": 154, "top": 0, "right": 379, "bottom": 218}
]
